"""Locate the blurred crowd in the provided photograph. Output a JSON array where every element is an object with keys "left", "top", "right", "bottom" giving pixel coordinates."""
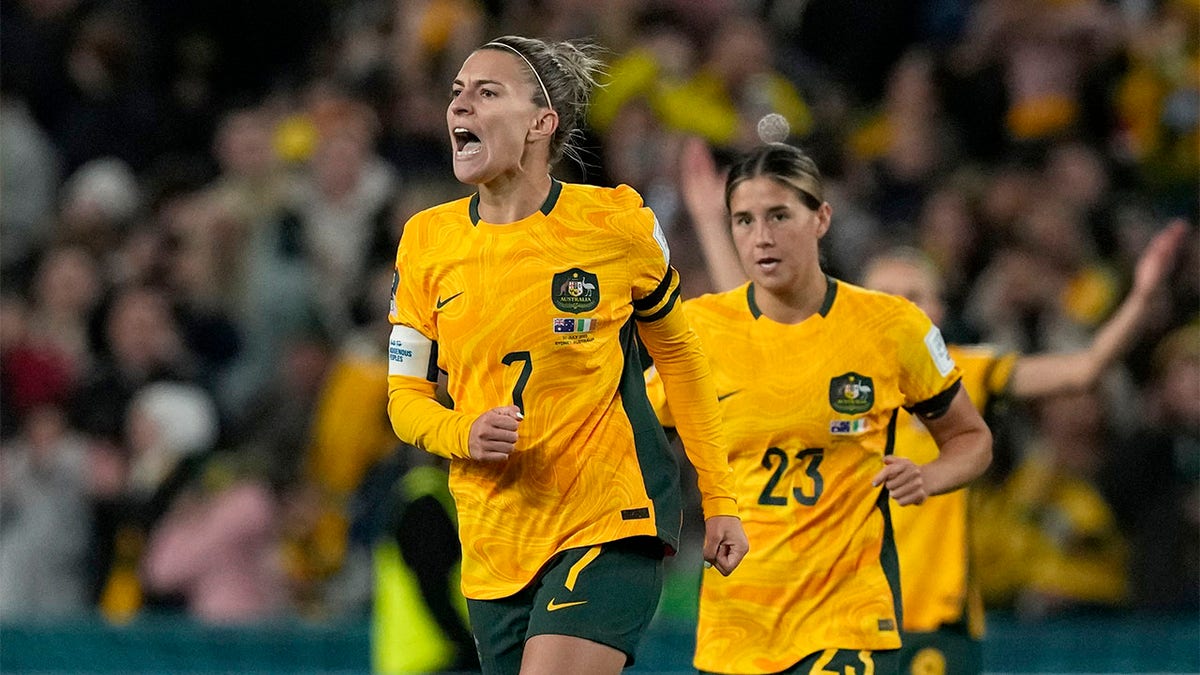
[{"left": 0, "top": 0, "right": 1197, "bottom": 629}]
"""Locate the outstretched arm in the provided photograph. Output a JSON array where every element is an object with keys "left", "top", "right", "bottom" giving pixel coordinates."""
[
  {"left": 1007, "top": 219, "right": 1188, "bottom": 398},
  {"left": 679, "top": 137, "right": 748, "bottom": 293}
]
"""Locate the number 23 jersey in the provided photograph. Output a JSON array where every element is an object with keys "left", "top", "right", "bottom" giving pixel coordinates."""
[{"left": 647, "top": 278, "right": 962, "bottom": 674}]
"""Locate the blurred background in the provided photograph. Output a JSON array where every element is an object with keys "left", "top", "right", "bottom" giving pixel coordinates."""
[{"left": 0, "top": 0, "right": 1197, "bottom": 672}]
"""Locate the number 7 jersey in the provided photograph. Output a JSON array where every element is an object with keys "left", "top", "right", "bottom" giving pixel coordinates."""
[
  {"left": 646, "top": 278, "right": 963, "bottom": 674},
  {"left": 388, "top": 179, "right": 737, "bottom": 601}
]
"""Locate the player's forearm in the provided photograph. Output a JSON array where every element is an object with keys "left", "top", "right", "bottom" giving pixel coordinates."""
[
  {"left": 921, "top": 427, "right": 992, "bottom": 495},
  {"left": 683, "top": 182, "right": 746, "bottom": 293},
  {"left": 1009, "top": 287, "right": 1151, "bottom": 398},
  {"left": 694, "top": 218, "right": 748, "bottom": 294},
  {"left": 388, "top": 375, "right": 474, "bottom": 460},
  {"left": 1085, "top": 283, "right": 1153, "bottom": 372},
  {"left": 917, "top": 389, "right": 993, "bottom": 494},
  {"left": 638, "top": 312, "right": 739, "bottom": 518},
  {"left": 654, "top": 375, "right": 739, "bottom": 517}
]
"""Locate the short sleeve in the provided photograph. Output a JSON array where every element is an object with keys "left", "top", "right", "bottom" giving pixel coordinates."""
[
  {"left": 983, "top": 350, "right": 1019, "bottom": 399},
  {"left": 390, "top": 214, "right": 436, "bottom": 341},
  {"left": 618, "top": 184, "right": 672, "bottom": 304},
  {"left": 893, "top": 302, "right": 962, "bottom": 417},
  {"left": 952, "top": 345, "right": 1020, "bottom": 412}
]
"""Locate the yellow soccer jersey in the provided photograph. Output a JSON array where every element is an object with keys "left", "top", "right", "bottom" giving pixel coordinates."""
[
  {"left": 891, "top": 345, "right": 1017, "bottom": 636},
  {"left": 387, "top": 179, "right": 737, "bottom": 600},
  {"left": 647, "top": 278, "right": 963, "bottom": 675}
]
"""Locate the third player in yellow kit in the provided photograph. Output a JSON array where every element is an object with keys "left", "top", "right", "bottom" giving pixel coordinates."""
[
  {"left": 862, "top": 226, "right": 1185, "bottom": 675},
  {"left": 649, "top": 142, "right": 993, "bottom": 675}
]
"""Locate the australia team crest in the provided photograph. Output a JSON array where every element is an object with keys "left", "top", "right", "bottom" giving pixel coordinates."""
[
  {"left": 551, "top": 268, "right": 599, "bottom": 313},
  {"left": 829, "top": 372, "right": 874, "bottom": 414}
]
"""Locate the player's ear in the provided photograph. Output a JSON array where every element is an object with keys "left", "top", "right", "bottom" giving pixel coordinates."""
[
  {"left": 529, "top": 109, "right": 558, "bottom": 143},
  {"left": 814, "top": 202, "right": 833, "bottom": 239}
]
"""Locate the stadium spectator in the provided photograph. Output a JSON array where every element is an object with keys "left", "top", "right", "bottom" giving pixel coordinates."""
[
  {"left": 859, "top": 221, "right": 1184, "bottom": 673},
  {"left": 54, "top": 157, "right": 143, "bottom": 273},
  {"left": 846, "top": 47, "right": 959, "bottom": 232},
  {"left": 142, "top": 452, "right": 288, "bottom": 624},
  {"left": 974, "top": 389, "right": 1130, "bottom": 620},
  {"left": 594, "top": 11, "right": 811, "bottom": 157},
  {"left": 0, "top": 94, "right": 60, "bottom": 277},
  {"left": 1103, "top": 321, "right": 1200, "bottom": 612},
  {"left": 949, "top": 0, "right": 1124, "bottom": 147},
  {"left": 0, "top": 405, "right": 94, "bottom": 619},
  {"left": 93, "top": 381, "right": 220, "bottom": 622},
  {"left": 67, "top": 284, "right": 196, "bottom": 446}
]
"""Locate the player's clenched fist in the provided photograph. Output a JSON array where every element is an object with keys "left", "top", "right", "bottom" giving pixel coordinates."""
[
  {"left": 872, "top": 456, "right": 928, "bottom": 506},
  {"left": 703, "top": 515, "right": 750, "bottom": 576},
  {"left": 468, "top": 405, "right": 522, "bottom": 462}
]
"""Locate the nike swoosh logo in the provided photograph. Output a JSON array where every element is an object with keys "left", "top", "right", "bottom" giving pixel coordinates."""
[
  {"left": 717, "top": 390, "right": 741, "bottom": 402},
  {"left": 436, "top": 292, "right": 464, "bottom": 309},
  {"left": 546, "top": 598, "right": 588, "bottom": 612}
]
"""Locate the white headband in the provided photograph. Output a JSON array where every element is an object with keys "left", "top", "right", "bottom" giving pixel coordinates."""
[{"left": 484, "top": 41, "right": 553, "bottom": 110}]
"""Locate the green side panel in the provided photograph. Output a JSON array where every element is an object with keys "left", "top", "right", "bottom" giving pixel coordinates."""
[{"left": 617, "top": 318, "right": 683, "bottom": 550}]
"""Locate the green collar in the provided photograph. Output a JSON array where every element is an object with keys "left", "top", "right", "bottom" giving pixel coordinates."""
[
  {"left": 747, "top": 275, "right": 837, "bottom": 320},
  {"left": 469, "top": 178, "right": 563, "bottom": 226}
]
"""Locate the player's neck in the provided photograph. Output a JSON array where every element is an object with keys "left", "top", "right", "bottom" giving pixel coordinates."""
[
  {"left": 477, "top": 172, "right": 554, "bottom": 224},
  {"left": 757, "top": 271, "right": 828, "bottom": 324}
]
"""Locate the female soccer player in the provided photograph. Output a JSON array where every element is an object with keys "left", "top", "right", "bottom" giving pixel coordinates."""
[
  {"left": 679, "top": 134, "right": 1188, "bottom": 675},
  {"left": 861, "top": 222, "right": 1185, "bottom": 675},
  {"left": 647, "top": 142, "right": 992, "bottom": 674},
  {"left": 385, "top": 35, "right": 748, "bottom": 675}
]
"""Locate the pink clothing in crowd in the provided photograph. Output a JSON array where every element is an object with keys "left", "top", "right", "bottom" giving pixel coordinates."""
[{"left": 142, "top": 481, "right": 288, "bottom": 623}]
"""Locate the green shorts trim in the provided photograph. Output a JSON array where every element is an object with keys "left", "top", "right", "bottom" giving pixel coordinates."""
[
  {"left": 467, "top": 536, "right": 665, "bottom": 675},
  {"left": 897, "top": 625, "right": 981, "bottom": 675}
]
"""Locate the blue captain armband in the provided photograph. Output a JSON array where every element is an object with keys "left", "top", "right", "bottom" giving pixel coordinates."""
[{"left": 388, "top": 325, "right": 438, "bottom": 382}]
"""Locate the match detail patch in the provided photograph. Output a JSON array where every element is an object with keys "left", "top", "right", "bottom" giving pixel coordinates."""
[{"left": 924, "top": 326, "right": 955, "bottom": 377}]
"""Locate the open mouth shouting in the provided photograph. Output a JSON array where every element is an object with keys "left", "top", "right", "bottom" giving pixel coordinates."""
[{"left": 453, "top": 127, "right": 482, "bottom": 158}]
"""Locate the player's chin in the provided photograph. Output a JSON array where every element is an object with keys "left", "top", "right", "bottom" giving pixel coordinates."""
[
  {"left": 452, "top": 164, "right": 486, "bottom": 185},
  {"left": 747, "top": 272, "right": 789, "bottom": 296},
  {"left": 451, "top": 156, "right": 492, "bottom": 185}
]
